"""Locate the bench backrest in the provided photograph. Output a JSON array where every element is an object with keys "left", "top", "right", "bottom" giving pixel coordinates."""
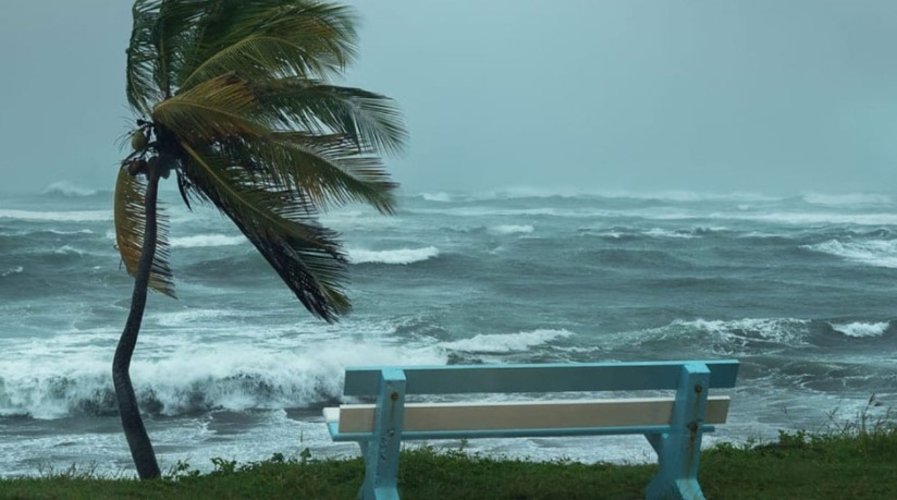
[{"left": 343, "top": 360, "right": 739, "bottom": 397}]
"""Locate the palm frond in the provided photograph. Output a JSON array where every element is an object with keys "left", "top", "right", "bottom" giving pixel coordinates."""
[
  {"left": 222, "top": 134, "right": 398, "bottom": 213},
  {"left": 113, "top": 168, "right": 176, "bottom": 297},
  {"left": 127, "top": 0, "right": 164, "bottom": 114},
  {"left": 254, "top": 80, "right": 407, "bottom": 156},
  {"left": 121, "top": 0, "right": 405, "bottom": 321},
  {"left": 177, "top": 0, "right": 357, "bottom": 90},
  {"left": 154, "top": 0, "right": 210, "bottom": 97},
  {"left": 152, "top": 74, "right": 270, "bottom": 140},
  {"left": 178, "top": 140, "right": 350, "bottom": 320}
]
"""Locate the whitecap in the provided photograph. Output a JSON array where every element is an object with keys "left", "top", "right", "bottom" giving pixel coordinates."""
[
  {"left": 441, "top": 329, "right": 574, "bottom": 353},
  {"left": 419, "top": 192, "right": 453, "bottom": 202},
  {"left": 347, "top": 246, "right": 439, "bottom": 265},
  {"left": 48, "top": 229, "right": 94, "bottom": 235},
  {"left": 829, "top": 321, "right": 889, "bottom": 338},
  {"left": 672, "top": 318, "right": 811, "bottom": 346},
  {"left": 489, "top": 224, "right": 534, "bottom": 235},
  {"left": 0, "top": 336, "right": 447, "bottom": 418},
  {"left": 41, "top": 181, "right": 98, "bottom": 198},
  {"left": 170, "top": 234, "right": 246, "bottom": 248},
  {"left": 466, "top": 187, "right": 778, "bottom": 203},
  {"left": 0, "top": 209, "right": 111, "bottom": 222},
  {"left": 54, "top": 245, "right": 86, "bottom": 256},
  {"left": 803, "top": 239, "right": 897, "bottom": 268},
  {"left": 802, "top": 192, "right": 893, "bottom": 207},
  {"left": 1, "top": 266, "right": 24, "bottom": 277},
  {"left": 718, "top": 211, "right": 897, "bottom": 226},
  {"left": 411, "top": 206, "right": 575, "bottom": 217},
  {"left": 152, "top": 308, "right": 240, "bottom": 328},
  {"left": 643, "top": 228, "right": 694, "bottom": 239}
]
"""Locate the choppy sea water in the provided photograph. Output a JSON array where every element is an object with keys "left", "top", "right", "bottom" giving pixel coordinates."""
[{"left": 1, "top": 182, "right": 896, "bottom": 476}]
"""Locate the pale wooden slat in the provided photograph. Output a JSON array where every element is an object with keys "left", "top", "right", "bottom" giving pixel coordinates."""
[{"left": 324, "top": 396, "right": 730, "bottom": 434}]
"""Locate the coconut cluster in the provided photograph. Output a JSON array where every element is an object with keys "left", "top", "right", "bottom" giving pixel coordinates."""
[{"left": 123, "top": 128, "right": 171, "bottom": 179}]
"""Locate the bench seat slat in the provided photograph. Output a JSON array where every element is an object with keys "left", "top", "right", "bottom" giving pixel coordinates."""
[
  {"left": 343, "top": 360, "right": 739, "bottom": 396},
  {"left": 325, "top": 396, "right": 729, "bottom": 434}
]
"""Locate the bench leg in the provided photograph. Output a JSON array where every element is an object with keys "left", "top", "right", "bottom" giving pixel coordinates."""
[
  {"left": 645, "top": 363, "right": 710, "bottom": 500},
  {"left": 359, "top": 368, "right": 407, "bottom": 500}
]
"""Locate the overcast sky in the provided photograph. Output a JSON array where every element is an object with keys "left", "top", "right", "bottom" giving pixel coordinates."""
[{"left": 2, "top": 0, "right": 897, "bottom": 195}]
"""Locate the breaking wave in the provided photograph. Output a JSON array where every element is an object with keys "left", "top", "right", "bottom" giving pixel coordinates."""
[
  {"left": 643, "top": 228, "right": 696, "bottom": 239},
  {"left": 53, "top": 245, "right": 86, "bottom": 256},
  {"left": 348, "top": 246, "right": 439, "bottom": 265},
  {"left": 419, "top": 192, "right": 454, "bottom": 202},
  {"left": 1, "top": 266, "right": 24, "bottom": 277},
  {"left": 802, "top": 193, "right": 893, "bottom": 207},
  {"left": 829, "top": 321, "right": 889, "bottom": 338},
  {"left": 0, "top": 209, "right": 111, "bottom": 222},
  {"left": 803, "top": 239, "right": 897, "bottom": 268},
  {"left": 440, "top": 329, "right": 574, "bottom": 354},
  {"left": 170, "top": 234, "right": 247, "bottom": 248},
  {"left": 489, "top": 224, "right": 534, "bottom": 235},
  {"left": 0, "top": 339, "right": 446, "bottom": 419},
  {"left": 41, "top": 181, "right": 98, "bottom": 198}
]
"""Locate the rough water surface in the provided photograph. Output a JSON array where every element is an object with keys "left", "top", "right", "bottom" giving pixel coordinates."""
[{"left": 1, "top": 186, "right": 895, "bottom": 476}]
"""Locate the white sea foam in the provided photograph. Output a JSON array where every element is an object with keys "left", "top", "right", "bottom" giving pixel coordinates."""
[
  {"left": 804, "top": 239, "right": 897, "bottom": 268},
  {"left": 170, "top": 234, "right": 246, "bottom": 248},
  {"left": 411, "top": 206, "right": 606, "bottom": 218},
  {"left": 584, "top": 226, "right": 710, "bottom": 239},
  {"left": 596, "top": 190, "right": 779, "bottom": 203},
  {"left": 643, "top": 228, "right": 695, "bottom": 239},
  {"left": 48, "top": 229, "right": 94, "bottom": 235},
  {"left": 41, "top": 181, "right": 98, "bottom": 198},
  {"left": 829, "top": 321, "right": 889, "bottom": 338},
  {"left": 152, "top": 308, "right": 243, "bottom": 328},
  {"left": 802, "top": 192, "right": 893, "bottom": 207},
  {"left": 1, "top": 266, "right": 24, "bottom": 277},
  {"left": 348, "top": 246, "right": 439, "bottom": 265},
  {"left": 441, "top": 329, "right": 574, "bottom": 353},
  {"left": 54, "top": 245, "right": 86, "bottom": 256},
  {"left": 419, "top": 192, "right": 454, "bottom": 202},
  {"left": 0, "top": 209, "right": 111, "bottom": 222},
  {"left": 715, "top": 211, "right": 897, "bottom": 226},
  {"left": 489, "top": 224, "right": 534, "bottom": 235},
  {"left": 0, "top": 335, "right": 447, "bottom": 419},
  {"left": 672, "top": 318, "right": 811, "bottom": 347},
  {"left": 466, "top": 187, "right": 779, "bottom": 203},
  {"left": 409, "top": 205, "right": 897, "bottom": 226}
]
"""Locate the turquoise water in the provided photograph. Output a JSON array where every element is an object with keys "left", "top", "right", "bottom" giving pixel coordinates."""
[{"left": 1, "top": 183, "right": 895, "bottom": 476}]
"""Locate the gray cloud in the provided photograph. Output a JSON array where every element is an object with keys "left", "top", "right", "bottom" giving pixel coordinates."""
[{"left": 2, "top": 0, "right": 895, "bottom": 195}]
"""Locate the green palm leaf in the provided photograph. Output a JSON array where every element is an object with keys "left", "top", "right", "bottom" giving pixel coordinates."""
[
  {"left": 115, "top": 0, "right": 405, "bottom": 479},
  {"left": 256, "top": 80, "right": 407, "bottom": 156},
  {"left": 177, "top": 1, "right": 357, "bottom": 90},
  {"left": 223, "top": 134, "right": 398, "bottom": 213},
  {"left": 127, "top": 1, "right": 165, "bottom": 114},
  {"left": 152, "top": 74, "right": 268, "bottom": 140},
  {"left": 121, "top": 0, "right": 405, "bottom": 320},
  {"left": 179, "top": 140, "right": 350, "bottom": 320},
  {"left": 113, "top": 167, "right": 176, "bottom": 297}
]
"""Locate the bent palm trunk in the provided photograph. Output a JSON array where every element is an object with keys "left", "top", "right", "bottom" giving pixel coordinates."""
[{"left": 113, "top": 163, "right": 162, "bottom": 480}]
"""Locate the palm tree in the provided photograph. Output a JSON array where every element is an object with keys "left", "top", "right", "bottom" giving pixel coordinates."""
[{"left": 114, "top": 0, "right": 404, "bottom": 479}]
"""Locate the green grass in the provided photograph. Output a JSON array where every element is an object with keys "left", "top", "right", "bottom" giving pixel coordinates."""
[{"left": 2, "top": 427, "right": 896, "bottom": 499}]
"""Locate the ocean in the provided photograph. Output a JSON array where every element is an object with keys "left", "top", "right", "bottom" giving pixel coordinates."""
[{"left": 1, "top": 182, "right": 895, "bottom": 477}]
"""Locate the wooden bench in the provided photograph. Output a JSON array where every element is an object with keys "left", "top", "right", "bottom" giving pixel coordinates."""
[{"left": 324, "top": 360, "right": 739, "bottom": 500}]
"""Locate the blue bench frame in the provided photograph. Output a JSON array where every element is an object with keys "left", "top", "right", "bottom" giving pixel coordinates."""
[{"left": 326, "top": 360, "right": 739, "bottom": 500}]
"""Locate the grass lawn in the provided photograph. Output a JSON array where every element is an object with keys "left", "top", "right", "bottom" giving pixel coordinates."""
[{"left": 1, "top": 428, "right": 895, "bottom": 499}]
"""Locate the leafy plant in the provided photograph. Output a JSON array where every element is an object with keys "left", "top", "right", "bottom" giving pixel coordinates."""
[{"left": 114, "top": 0, "right": 404, "bottom": 479}]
